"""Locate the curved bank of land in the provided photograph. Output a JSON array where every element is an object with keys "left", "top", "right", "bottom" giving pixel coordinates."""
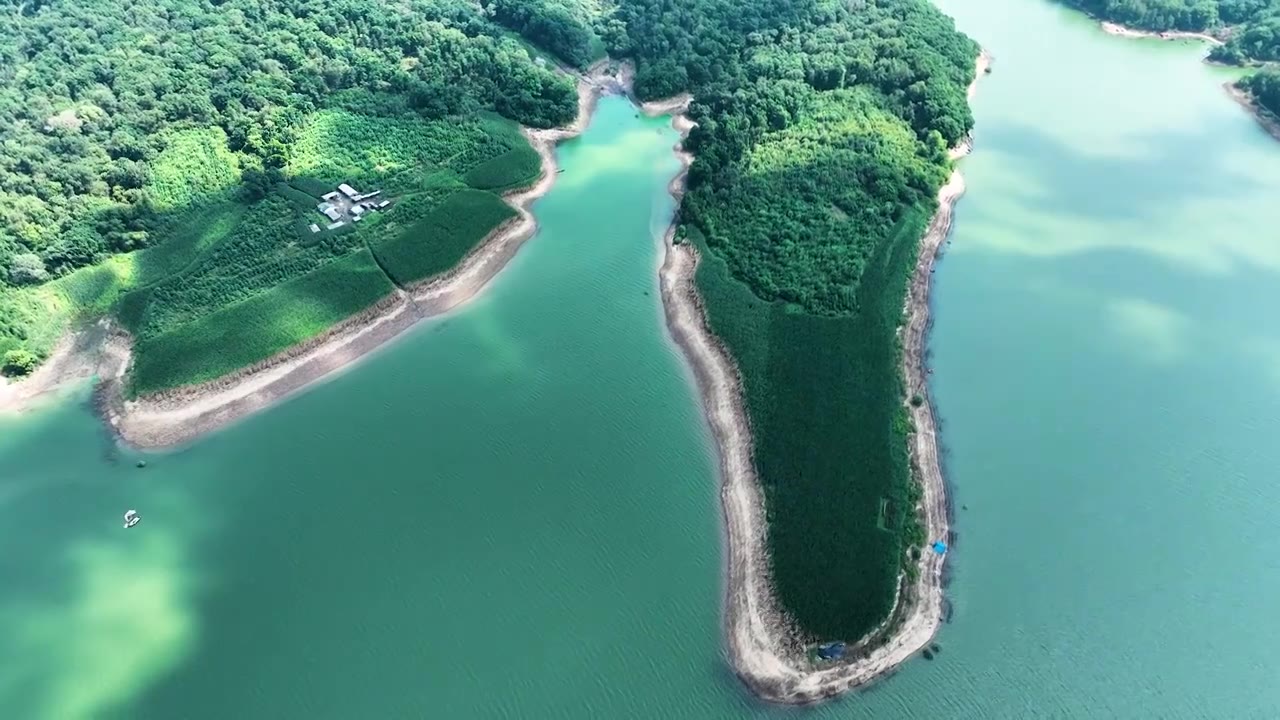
[
  {"left": 0, "top": 65, "right": 629, "bottom": 448},
  {"left": 1225, "top": 83, "right": 1280, "bottom": 142},
  {"left": 658, "top": 50, "right": 990, "bottom": 703}
]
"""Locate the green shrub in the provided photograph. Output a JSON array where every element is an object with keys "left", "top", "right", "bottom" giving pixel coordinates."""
[
  {"left": 0, "top": 287, "right": 64, "bottom": 361},
  {"left": 285, "top": 110, "right": 524, "bottom": 189},
  {"left": 132, "top": 204, "right": 247, "bottom": 286},
  {"left": 146, "top": 128, "right": 241, "bottom": 211},
  {"left": 2, "top": 349, "right": 39, "bottom": 377},
  {"left": 275, "top": 183, "right": 323, "bottom": 213},
  {"left": 288, "top": 177, "right": 333, "bottom": 199},
  {"left": 115, "top": 287, "right": 155, "bottom": 335}
]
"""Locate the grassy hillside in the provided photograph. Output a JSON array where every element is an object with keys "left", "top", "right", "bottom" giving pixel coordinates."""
[
  {"left": 129, "top": 250, "right": 395, "bottom": 394},
  {"left": 112, "top": 110, "right": 542, "bottom": 392},
  {"left": 0, "top": 99, "right": 544, "bottom": 391}
]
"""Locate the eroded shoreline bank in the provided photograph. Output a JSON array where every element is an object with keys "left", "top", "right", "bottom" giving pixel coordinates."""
[
  {"left": 0, "top": 65, "right": 627, "bottom": 447},
  {"left": 1225, "top": 83, "right": 1280, "bottom": 142},
  {"left": 656, "top": 50, "right": 991, "bottom": 703}
]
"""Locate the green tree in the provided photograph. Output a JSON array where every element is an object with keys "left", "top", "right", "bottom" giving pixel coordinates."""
[
  {"left": 7, "top": 254, "right": 49, "bottom": 285},
  {"left": 2, "top": 349, "right": 39, "bottom": 377}
]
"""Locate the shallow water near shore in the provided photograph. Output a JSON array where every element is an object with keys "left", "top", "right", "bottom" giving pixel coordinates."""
[{"left": 6, "top": 2, "right": 1280, "bottom": 716}]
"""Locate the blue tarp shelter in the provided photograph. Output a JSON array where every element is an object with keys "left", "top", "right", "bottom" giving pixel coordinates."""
[
  {"left": 816, "top": 642, "right": 846, "bottom": 660},
  {"left": 932, "top": 541, "right": 947, "bottom": 554}
]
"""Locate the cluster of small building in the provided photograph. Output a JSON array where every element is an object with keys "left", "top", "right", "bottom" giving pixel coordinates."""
[{"left": 308, "top": 183, "right": 392, "bottom": 233}]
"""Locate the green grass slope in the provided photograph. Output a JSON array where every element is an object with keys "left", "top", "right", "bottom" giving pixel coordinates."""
[
  {"left": 369, "top": 190, "right": 517, "bottom": 286},
  {"left": 129, "top": 249, "right": 395, "bottom": 395}
]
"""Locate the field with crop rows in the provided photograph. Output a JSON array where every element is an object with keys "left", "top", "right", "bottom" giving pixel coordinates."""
[
  {"left": 124, "top": 197, "right": 370, "bottom": 340},
  {"left": 369, "top": 190, "right": 516, "bottom": 286},
  {"left": 0, "top": 100, "right": 538, "bottom": 391},
  {"left": 129, "top": 249, "right": 395, "bottom": 394},
  {"left": 463, "top": 145, "right": 542, "bottom": 190},
  {"left": 286, "top": 111, "right": 528, "bottom": 189},
  {"left": 689, "top": 206, "right": 929, "bottom": 641}
]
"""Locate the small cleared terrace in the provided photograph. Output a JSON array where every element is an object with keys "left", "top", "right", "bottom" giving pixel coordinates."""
[{"left": 311, "top": 182, "right": 394, "bottom": 231}]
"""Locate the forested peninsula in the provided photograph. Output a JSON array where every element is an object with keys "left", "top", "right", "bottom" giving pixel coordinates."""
[
  {"left": 617, "top": 0, "right": 980, "bottom": 692},
  {"left": 0, "top": 0, "right": 591, "bottom": 389},
  {"left": 2, "top": 0, "right": 982, "bottom": 700}
]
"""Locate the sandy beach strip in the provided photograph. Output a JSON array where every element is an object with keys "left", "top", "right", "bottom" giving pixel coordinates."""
[
  {"left": 1099, "top": 20, "right": 1225, "bottom": 45},
  {"left": 657, "top": 49, "right": 991, "bottom": 703},
  {"left": 0, "top": 64, "right": 626, "bottom": 446}
]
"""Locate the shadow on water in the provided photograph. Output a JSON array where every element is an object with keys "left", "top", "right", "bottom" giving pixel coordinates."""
[
  {"left": 0, "top": 411, "right": 215, "bottom": 720},
  {"left": 975, "top": 119, "right": 1266, "bottom": 225}
]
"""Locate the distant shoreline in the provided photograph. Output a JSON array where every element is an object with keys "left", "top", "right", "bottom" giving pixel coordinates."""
[
  {"left": 0, "top": 64, "right": 626, "bottom": 447},
  {"left": 1098, "top": 20, "right": 1225, "bottom": 46},
  {"left": 1092, "top": 21, "right": 1280, "bottom": 146},
  {"left": 657, "top": 50, "right": 990, "bottom": 703}
]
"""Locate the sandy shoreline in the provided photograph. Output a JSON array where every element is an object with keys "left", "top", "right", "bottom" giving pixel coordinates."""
[
  {"left": 656, "top": 49, "right": 991, "bottom": 703},
  {"left": 0, "top": 64, "right": 627, "bottom": 446},
  {"left": 0, "top": 318, "right": 131, "bottom": 417},
  {"left": 1099, "top": 20, "right": 1225, "bottom": 45}
]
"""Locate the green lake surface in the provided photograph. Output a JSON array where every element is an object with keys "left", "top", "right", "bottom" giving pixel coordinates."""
[{"left": 5, "top": 1, "right": 1280, "bottom": 715}]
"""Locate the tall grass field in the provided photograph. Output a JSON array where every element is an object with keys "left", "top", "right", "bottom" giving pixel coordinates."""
[
  {"left": 129, "top": 250, "right": 395, "bottom": 395},
  {"left": 688, "top": 206, "right": 929, "bottom": 642}
]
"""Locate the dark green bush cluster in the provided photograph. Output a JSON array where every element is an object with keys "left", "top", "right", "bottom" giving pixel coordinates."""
[
  {"left": 463, "top": 147, "right": 544, "bottom": 191},
  {"left": 1239, "top": 67, "right": 1280, "bottom": 117}
]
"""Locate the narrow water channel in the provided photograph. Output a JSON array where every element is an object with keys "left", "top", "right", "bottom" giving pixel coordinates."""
[{"left": 4, "top": 3, "right": 1280, "bottom": 715}]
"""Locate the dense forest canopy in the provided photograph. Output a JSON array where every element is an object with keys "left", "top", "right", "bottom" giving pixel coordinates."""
[
  {"left": 609, "top": 0, "right": 976, "bottom": 314},
  {"left": 1068, "top": 0, "right": 1280, "bottom": 63},
  {"left": 0, "top": 0, "right": 576, "bottom": 286},
  {"left": 484, "top": 0, "right": 606, "bottom": 69}
]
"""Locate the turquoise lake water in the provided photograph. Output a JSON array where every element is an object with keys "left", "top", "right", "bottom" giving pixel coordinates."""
[{"left": 4, "top": 2, "right": 1280, "bottom": 716}]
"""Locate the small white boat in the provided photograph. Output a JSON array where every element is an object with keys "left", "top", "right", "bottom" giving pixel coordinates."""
[{"left": 123, "top": 510, "right": 140, "bottom": 529}]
